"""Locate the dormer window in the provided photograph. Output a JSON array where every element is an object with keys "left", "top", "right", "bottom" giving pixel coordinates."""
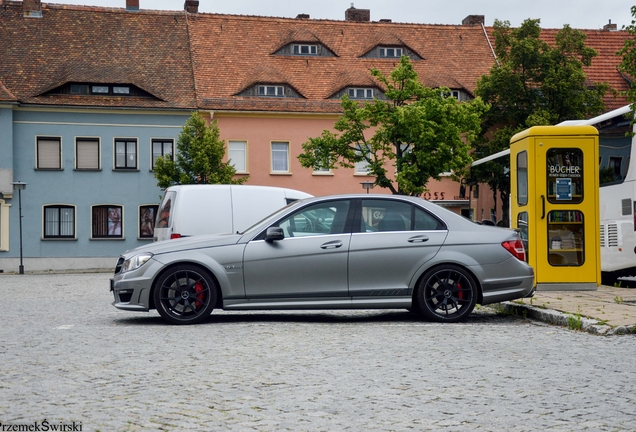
[
  {"left": 379, "top": 47, "right": 402, "bottom": 58},
  {"left": 258, "top": 85, "right": 285, "bottom": 97},
  {"left": 91, "top": 85, "right": 109, "bottom": 94},
  {"left": 273, "top": 42, "right": 335, "bottom": 57},
  {"left": 51, "top": 83, "right": 147, "bottom": 97},
  {"left": 348, "top": 88, "right": 374, "bottom": 99},
  {"left": 293, "top": 44, "right": 318, "bottom": 55}
]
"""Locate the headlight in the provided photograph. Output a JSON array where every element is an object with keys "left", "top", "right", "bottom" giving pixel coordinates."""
[{"left": 122, "top": 253, "right": 154, "bottom": 273}]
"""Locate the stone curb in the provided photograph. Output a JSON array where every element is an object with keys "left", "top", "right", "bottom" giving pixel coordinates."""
[{"left": 497, "top": 302, "right": 636, "bottom": 336}]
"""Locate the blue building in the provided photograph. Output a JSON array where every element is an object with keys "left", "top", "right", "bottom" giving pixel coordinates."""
[{"left": 0, "top": 0, "right": 196, "bottom": 271}]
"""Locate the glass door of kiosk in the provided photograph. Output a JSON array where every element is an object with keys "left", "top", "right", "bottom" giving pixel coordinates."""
[{"left": 535, "top": 141, "right": 597, "bottom": 283}]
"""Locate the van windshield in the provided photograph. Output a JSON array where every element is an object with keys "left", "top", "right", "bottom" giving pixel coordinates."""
[
  {"left": 156, "top": 191, "right": 176, "bottom": 229},
  {"left": 239, "top": 201, "right": 299, "bottom": 235}
]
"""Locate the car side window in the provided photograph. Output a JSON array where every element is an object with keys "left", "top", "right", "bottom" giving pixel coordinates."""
[
  {"left": 277, "top": 200, "right": 350, "bottom": 237},
  {"left": 413, "top": 207, "right": 445, "bottom": 230},
  {"left": 361, "top": 200, "right": 444, "bottom": 232}
]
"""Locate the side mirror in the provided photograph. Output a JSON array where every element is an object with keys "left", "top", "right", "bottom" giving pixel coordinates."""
[{"left": 265, "top": 227, "right": 285, "bottom": 242}]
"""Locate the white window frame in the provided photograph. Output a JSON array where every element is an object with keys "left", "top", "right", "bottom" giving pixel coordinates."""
[
  {"left": 36, "top": 136, "right": 62, "bottom": 170},
  {"left": 355, "top": 145, "right": 372, "bottom": 175},
  {"left": 258, "top": 85, "right": 285, "bottom": 97},
  {"left": 151, "top": 138, "right": 174, "bottom": 170},
  {"left": 348, "top": 88, "right": 374, "bottom": 99},
  {"left": 228, "top": 140, "right": 248, "bottom": 173},
  {"left": 43, "top": 204, "right": 76, "bottom": 239},
  {"left": 271, "top": 142, "right": 290, "bottom": 173},
  {"left": 0, "top": 199, "right": 9, "bottom": 251},
  {"left": 379, "top": 47, "right": 403, "bottom": 58},
  {"left": 113, "top": 86, "right": 130, "bottom": 95},
  {"left": 114, "top": 138, "right": 138, "bottom": 170},
  {"left": 75, "top": 137, "right": 100, "bottom": 170},
  {"left": 293, "top": 44, "right": 318, "bottom": 55},
  {"left": 91, "top": 85, "right": 109, "bottom": 94}
]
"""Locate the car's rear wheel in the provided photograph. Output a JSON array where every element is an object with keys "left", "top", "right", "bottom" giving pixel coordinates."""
[
  {"left": 415, "top": 265, "right": 477, "bottom": 323},
  {"left": 153, "top": 264, "right": 217, "bottom": 325}
]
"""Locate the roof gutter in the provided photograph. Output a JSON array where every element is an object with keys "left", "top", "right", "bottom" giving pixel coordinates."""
[{"left": 481, "top": 23, "right": 499, "bottom": 68}]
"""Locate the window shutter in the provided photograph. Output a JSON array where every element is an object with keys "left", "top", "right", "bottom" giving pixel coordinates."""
[
  {"left": 38, "top": 139, "right": 61, "bottom": 169},
  {"left": 77, "top": 140, "right": 99, "bottom": 169}
]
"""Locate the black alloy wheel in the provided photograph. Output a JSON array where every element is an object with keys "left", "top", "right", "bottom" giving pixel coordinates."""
[
  {"left": 153, "top": 264, "right": 218, "bottom": 325},
  {"left": 415, "top": 265, "right": 477, "bottom": 323}
]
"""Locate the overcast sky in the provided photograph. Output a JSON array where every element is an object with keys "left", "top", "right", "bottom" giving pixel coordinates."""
[{"left": 50, "top": 0, "right": 633, "bottom": 29}]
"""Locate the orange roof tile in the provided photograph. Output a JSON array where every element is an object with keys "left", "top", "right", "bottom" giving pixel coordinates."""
[
  {"left": 187, "top": 14, "right": 497, "bottom": 112},
  {"left": 0, "top": 1, "right": 197, "bottom": 109}
]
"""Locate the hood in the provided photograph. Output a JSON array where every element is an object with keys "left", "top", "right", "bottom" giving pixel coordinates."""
[{"left": 121, "top": 233, "right": 244, "bottom": 258}]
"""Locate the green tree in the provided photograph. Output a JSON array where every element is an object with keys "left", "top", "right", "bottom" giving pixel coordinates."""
[
  {"left": 153, "top": 112, "right": 246, "bottom": 189},
  {"left": 618, "top": 6, "right": 636, "bottom": 116},
  {"left": 473, "top": 19, "right": 610, "bottom": 221},
  {"left": 298, "top": 57, "right": 488, "bottom": 196}
]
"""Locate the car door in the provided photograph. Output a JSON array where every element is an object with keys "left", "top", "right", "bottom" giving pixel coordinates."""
[
  {"left": 243, "top": 199, "right": 352, "bottom": 299},
  {"left": 348, "top": 199, "right": 448, "bottom": 297}
]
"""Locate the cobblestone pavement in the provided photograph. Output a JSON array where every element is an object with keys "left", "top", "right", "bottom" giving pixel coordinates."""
[{"left": 1, "top": 273, "right": 635, "bottom": 431}]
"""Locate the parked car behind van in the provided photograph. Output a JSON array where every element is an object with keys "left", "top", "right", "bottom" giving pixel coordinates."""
[{"left": 153, "top": 185, "right": 312, "bottom": 241}]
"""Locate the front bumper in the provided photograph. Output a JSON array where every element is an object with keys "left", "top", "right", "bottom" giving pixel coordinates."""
[{"left": 110, "top": 258, "right": 164, "bottom": 312}]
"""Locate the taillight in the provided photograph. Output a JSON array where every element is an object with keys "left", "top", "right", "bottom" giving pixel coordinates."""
[
  {"left": 502, "top": 239, "right": 526, "bottom": 261},
  {"left": 170, "top": 233, "right": 182, "bottom": 240}
]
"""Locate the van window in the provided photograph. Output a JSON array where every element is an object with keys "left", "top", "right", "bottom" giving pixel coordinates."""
[{"left": 156, "top": 191, "right": 176, "bottom": 229}]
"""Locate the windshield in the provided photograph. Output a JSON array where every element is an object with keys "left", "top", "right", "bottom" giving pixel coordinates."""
[{"left": 155, "top": 190, "right": 176, "bottom": 229}]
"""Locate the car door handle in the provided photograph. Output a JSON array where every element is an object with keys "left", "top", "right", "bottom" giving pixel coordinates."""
[
  {"left": 408, "top": 235, "right": 429, "bottom": 243},
  {"left": 320, "top": 240, "right": 343, "bottom": 249}
]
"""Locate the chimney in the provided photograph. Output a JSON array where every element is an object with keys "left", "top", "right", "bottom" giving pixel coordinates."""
[
  {"left": 462, "top": 15, "right": 485, "bottom": 26},
  {"left": 603, "top": 20, "right": 617, "bottom": 31},
  {"left": 296, "top": 14, "right": 310, "bottom": 19},
  {"left": 126, "top": 0, "right": 139, "bottom": 12},
  {"left": 345, "top": 4, "right": 370, "bottom": 22},
  {"left": 22, "top": 0, "right": 42, "bottom": 18},
  {"left": 184, "top": 0, "right": 199, "bottom": 13}
]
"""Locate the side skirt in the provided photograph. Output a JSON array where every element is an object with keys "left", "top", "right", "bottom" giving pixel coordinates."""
[{"left": 223, "top": 297, "right": 412, "bottom": 310}]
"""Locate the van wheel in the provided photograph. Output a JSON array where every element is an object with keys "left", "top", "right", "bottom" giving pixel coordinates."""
[
  {"left": 154, "top": 265, "right": 217, "bottom": 325},
  {"left": 415, "top": 265, "right": 477, "bottom": 323}
]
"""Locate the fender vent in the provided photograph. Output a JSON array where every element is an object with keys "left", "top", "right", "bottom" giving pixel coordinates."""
[
  {"left": 600, "top": 224, "right": 606, "bottom": 248},
  {"left": 114, "top": 257, "right": 125, "bottom": 275},
  {"left": 607, "top": 224, "right": 619, "bottom": 247}
]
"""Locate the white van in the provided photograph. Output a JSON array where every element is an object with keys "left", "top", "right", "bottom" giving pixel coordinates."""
[{"left": 153, "top": 185, "right": 312, "bottom": 241}]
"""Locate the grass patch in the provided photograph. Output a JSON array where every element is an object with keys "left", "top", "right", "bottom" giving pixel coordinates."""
[{"left": 567, "top": 314, "right": 583, "bottom": 331}]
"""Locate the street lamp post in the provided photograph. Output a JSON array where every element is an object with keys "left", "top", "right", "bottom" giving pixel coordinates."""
[
  {"left": 360, "top": 181, "right": 375, "bottom": 194},
  {"left": 11, "top": 181, "right": 27, "bottom": 275}
]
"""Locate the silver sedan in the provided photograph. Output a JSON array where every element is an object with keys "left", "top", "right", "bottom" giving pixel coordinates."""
[{"left": 111, "top": 194, "right": 535, "bottom": 324}]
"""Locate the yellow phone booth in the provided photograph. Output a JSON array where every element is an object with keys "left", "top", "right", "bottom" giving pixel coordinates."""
[{"left": 510, "top": 126, "right": 600, "bottom": 291}]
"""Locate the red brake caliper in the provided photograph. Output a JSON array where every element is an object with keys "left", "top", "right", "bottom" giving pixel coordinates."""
[
  {"left": 457, "top": 281, "right": 463, "bottom": 301},
  {"left": 194, "top": 281, "right": 204, "bottom": 309}
]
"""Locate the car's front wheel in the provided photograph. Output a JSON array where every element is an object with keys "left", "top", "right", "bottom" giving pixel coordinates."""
[
  {"left": 415, "top": 265, "right": 477, "bottom": 323},
  {"left": 153, "top": 264, "right": 217, "bottom": 325}
]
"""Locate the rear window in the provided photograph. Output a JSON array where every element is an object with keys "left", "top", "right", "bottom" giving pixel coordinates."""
[{"left": 156, "top": 191, "right": 176, "bottom": 229}]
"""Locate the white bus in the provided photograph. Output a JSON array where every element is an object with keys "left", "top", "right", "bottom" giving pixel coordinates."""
[{"left": 561, "top": 105, "right": 636, "bottom": 285}]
